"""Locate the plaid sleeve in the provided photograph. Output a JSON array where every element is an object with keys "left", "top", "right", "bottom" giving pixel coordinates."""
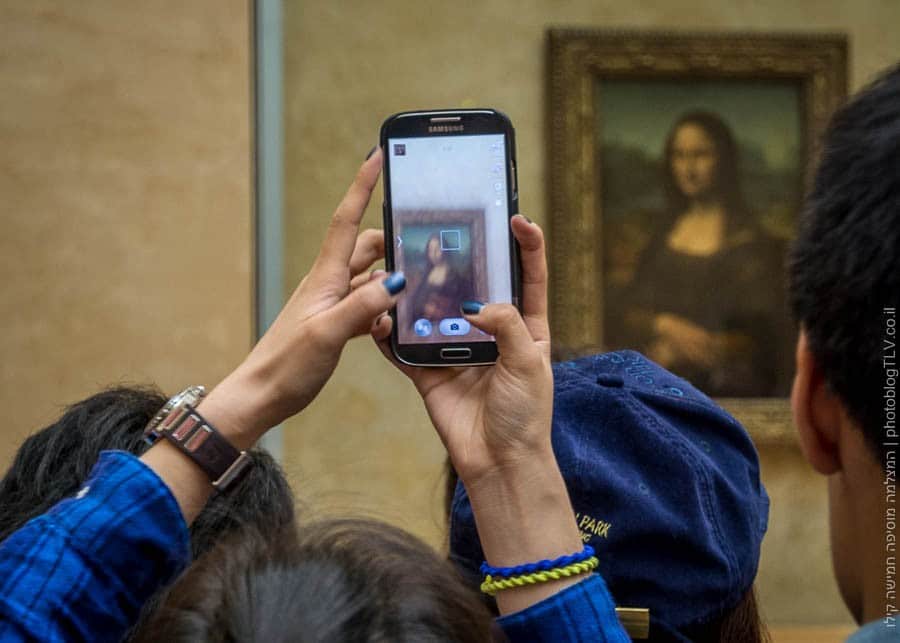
[
  {"left": 0, "top": 450, "right": 191, "bottom": 642},
  {"left": 496, "top": 574, "right": 631, "bottom": 643}
]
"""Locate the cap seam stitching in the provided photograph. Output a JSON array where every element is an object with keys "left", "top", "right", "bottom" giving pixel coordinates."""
[{"left": 620, "top": 391, "right": 740, "bottom": 620}]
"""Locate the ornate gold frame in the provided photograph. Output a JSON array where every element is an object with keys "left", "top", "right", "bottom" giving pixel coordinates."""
[{"left": 546, "top": 30, "right": 847, "bottom": 444}]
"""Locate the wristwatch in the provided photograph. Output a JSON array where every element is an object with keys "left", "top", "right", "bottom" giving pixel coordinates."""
[{"left": 143, "top": 385, "right": 253, "bottom": 492}]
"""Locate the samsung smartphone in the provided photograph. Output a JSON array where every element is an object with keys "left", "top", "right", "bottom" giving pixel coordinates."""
[{"left": 380, "top": 109, "right": 521, "bottom": 366}]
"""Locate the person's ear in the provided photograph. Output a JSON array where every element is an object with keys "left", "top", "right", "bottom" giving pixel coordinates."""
[{"left": 791, "top": 329, "right": 842, "bottom": 475}]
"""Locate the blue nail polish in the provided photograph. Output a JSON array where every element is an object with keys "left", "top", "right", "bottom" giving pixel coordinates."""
[
  {"left": 365, "top": 145, "right": 378, "bottom": 160},
  {"left": 382, "top": 271, "right": 406, "bottom": 295},
  {"left": 461, "top": 301, "right": 484, "bottom": 315}
]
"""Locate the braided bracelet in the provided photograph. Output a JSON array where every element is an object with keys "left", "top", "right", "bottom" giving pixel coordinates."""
[
  {"left": 479, "top": 544, "right": 595, "bottom": 578},
  {"left": 480, "top": 556, "right": 599, "bottom": 596}
]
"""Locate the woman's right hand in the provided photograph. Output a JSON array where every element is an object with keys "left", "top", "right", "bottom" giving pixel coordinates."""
[
  {"left": 371, "top": 216, "right": 585, "bottom": 614},
  {"left": 372, "top": 215, "right": 554, "bottom": 487}
]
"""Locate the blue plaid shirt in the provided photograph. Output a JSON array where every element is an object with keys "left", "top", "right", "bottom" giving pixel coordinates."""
[
  {"left": 0, "top": 451, "right": 626, "bottom": 642},
  {"left": 0, "top": 451, "right": 189, "bottom": 642}
]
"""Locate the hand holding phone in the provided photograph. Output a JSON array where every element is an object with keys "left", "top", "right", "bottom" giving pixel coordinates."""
[
  {"left": 372, "top": 217, "right": 587, "bottom": 615},
  {"left": 372, "top": 214, "right": 551, "bottom": 483},
  {"left": 380, "top": 109, "right": 521, "bottom": 366}
]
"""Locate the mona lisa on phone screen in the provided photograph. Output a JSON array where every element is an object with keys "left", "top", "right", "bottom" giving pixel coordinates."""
[{"left": 380, "top": 109, "right": 521, "bottom": 366}]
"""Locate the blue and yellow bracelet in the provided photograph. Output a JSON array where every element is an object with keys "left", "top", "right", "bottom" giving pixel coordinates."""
[
  {"left": 479, "top": 545, "right": 598, "bottom": 596},
  {"left": 480, "top": 556, "right": 600, "bottom": 596}
]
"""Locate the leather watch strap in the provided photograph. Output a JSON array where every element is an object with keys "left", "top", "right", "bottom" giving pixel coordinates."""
[{"left": 156, "top": 404, "right": 252, "bottom": 492}]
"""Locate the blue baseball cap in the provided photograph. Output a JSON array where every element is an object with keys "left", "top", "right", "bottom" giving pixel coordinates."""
[{"left": 450, "top": 350, "right": 769, "bottom": 640}]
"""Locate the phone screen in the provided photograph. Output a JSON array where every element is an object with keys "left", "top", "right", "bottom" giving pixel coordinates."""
[{"left": 387, "top": 134, "right": 513, "bottom": 345}]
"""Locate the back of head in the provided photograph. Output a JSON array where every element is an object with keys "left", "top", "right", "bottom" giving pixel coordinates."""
[
  {"left": 788, "top": 63, "right": 900, "bottom": 469},
  {"left": 136, "top": 518, "right": 493, "bottom": 643},
  {"left": 0, "top": 387, "right": 164, "bottom": 542},
  {"left": 0, "top": 385, "right": 296, "bottom": 558}
]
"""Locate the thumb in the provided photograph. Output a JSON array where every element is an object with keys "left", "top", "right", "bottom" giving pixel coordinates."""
[
  {"left": 318, "top": 272, "right": 406, "bottom": 340},
  {"left": 460, "top": 301, "right": 537, "bottom": 367}
]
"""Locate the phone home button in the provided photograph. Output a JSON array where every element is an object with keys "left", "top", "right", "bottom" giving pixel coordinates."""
[{"left": 440, "top": 347, "right": 472, "bottom": 361}]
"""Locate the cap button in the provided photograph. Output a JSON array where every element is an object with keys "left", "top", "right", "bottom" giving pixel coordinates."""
[{"left": 595, "top": 373, "right": 624, "bottom": 388}]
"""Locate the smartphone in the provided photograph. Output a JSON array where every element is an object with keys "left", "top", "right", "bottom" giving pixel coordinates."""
[{"left": 380, "top": 109, "right": 521, "bottom": 366}]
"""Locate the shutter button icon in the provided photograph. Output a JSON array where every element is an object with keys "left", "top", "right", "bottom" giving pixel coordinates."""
[{"left": 439, "top": 318, "right": 471, "bottom": 336}]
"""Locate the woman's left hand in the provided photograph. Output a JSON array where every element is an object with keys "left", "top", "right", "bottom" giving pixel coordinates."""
[
  {"left": 369, "top": 216, "right": 586, "bottom": 614},
  {"left": 144, "top": 149, "right": 405, "bottom": 523},
  {"left": 370, "top": 215, "right": 554, "bottom": 487}
]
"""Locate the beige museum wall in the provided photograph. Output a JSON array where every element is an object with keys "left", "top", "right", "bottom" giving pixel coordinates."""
[
  {"left": 283, "top": 0, "right": 900, "bottom": 628},
  {"left": 0, "top": 1, "right": 253, "bottom": 468}
]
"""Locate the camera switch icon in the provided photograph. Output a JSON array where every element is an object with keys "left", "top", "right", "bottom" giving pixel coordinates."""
[{"left": 413, "top": 319, "right": 433, "bottom": 337}]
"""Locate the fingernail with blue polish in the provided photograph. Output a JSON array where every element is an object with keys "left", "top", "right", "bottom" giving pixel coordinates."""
[
  {"left": 383, "top": 271, "right": 406, "bottom": 295},
  {"left": 365, "top": 145, "right": 378, "bottom": 160},
  {"left": 461, "top": 301, "right": 484, "bottom": 315}
]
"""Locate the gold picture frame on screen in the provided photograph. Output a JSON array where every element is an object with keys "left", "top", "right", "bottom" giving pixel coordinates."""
[{"left": 546, "top": 29, "right": 847, "bottom": 443}]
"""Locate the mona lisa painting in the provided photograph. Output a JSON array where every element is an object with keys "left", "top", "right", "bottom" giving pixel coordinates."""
[
  {"left": 547, "top": 30, "right": 847, "bottom": 433},
  {"left": 601, "top": 85, "right": 795, "bottom": 398}
]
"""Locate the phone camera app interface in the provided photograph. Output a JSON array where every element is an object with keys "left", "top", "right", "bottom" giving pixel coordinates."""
[{"left": 389, "top": 134, "right": 511, "bottom": 345}]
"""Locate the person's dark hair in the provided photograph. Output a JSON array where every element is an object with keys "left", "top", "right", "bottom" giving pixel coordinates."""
[
  {"left": 662, "top": 110, "right": 750, "bottom": 225},
  {"left": 136, "top": 518, "right": 493, "bottom": 643},
  {"left": 680, "top": 587, "right": 770, "bottom": 643},
  {"left": 0, "top": 387, "right": 166, "bottom": 542},
  {"left": 788, "top": 63, "right": 900, "bottom": 468},
  {"left": 0, "top": 386, "right": 296, "bottom": 640},
  {"left": 0, "top": 386, "right": 296, "bottom": 557}
]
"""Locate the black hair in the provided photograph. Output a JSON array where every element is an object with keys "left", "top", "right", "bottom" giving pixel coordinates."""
[
  {"left": 679, "top": 586, "right": 770, "bottom": 643},
  {"left": 662, "top": 111, "right": 750, "bottom": 230},
  {"left": 788, "top": 63, "right": 900, "bottom": 467},
  {"left": 0, "top": 385, "right": 297, "bottom": 639},
  {"left": 0, "top": 387, "right": 165, "bottom": 542},
  {"left": 135, "top": 519, "right": 493, "bottom": 642},
  {"left": 0, "top": 386, "right": 295, "bottom": 557}
]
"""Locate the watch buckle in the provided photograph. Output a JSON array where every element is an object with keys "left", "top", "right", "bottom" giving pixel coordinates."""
[{"left": 212, "top": 451, "right": 253, "bottom": 492}]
